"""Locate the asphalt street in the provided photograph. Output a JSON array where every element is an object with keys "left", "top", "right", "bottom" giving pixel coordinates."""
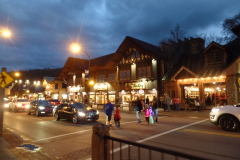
[{"left": 3, "top": 110, "right": 240, "bottom": 160}]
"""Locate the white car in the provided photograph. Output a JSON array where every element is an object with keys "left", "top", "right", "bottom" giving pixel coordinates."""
[
  {"left": 4, "top": 100, "right": 12, "bottom": 110},
  {"left": 9, "top": 99, "right": 30, "bottom": 112},
  {"left": 210, "top": 105, "right": 240, "bottom": 132}
]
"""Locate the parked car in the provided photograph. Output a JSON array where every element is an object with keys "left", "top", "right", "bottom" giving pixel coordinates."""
[
  {"left": 49, "top": 99, "right": 61, "bottom": 106},
  {"left": 27, "top": 100, "right": 55, "bottom": 116},
  {"left": 9, "top": 99, "right": 30, "bottom": 112},
  {"left": 4, "top": 100, "right": 12, "bottom": 110},
  {"left": 210, "top": 104, "right": 240, "bottom": 132},
  {"left": 53, "top": 102, "right": 99, "bottom": 124}
]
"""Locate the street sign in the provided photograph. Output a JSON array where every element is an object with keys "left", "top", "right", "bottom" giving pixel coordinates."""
[{"left": 0, "top": 71, "right": 14, "bottom": 88}]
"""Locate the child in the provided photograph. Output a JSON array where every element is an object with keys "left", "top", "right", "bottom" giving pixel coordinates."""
[
  {"left": 113, "top": 105, "right": 121, "bottom": 128},
  {"left": 143, "top": 104, "right": 152, "bottom": 124}
]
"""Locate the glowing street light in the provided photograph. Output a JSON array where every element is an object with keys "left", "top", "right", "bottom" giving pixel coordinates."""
[
  {"left": 2, "top": 30, "right": 11, "bottom": 37},
  {"left": 70, "top": 43, "right": 80, "bottom": 53},
  {"left": 15, "top": 72, "right": 19, "bottom": 77},
  {"left": 89, "top": 81, "right": 94, "bottom": 85}
]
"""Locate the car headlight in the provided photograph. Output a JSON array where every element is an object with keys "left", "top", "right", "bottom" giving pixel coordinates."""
[
  {"left": 4, "top": 104, "right": 9, "bottom": 107},
  {"left": 25, "top": 105, "right": 30, "bottom": 108},
  {"left": 96, "top": 111, "right": 99, "bottom": 115},
  {"left": 78, "top": 112, "right": 85, "bottom": 116},
  {"left": 39, "top": 106, "right": 45, "bottom": 110},
  {"left": 17, "top": 103, "right": 22, "bottom": 107},
  {"left": 211, "top": 109, "right": 219, "bottom": 113}
]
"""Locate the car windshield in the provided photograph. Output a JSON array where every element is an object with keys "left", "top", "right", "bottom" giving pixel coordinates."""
[
  {"left": 38, "top": 101, "right": 51, "bottom": 106},
  {"left": 17, "top": 99, "right": 28, "bottom": 102},
  {"left": 70, "top": 103, "right": 86, "bottom": 109}
]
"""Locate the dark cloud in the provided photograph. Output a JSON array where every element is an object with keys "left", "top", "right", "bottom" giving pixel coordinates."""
[{"left": 0, "top": 0, "right": 239, "bottom": 71}]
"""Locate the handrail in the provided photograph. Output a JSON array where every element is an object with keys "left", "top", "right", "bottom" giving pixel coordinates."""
[{"left": 105, "top": 135, "right": 209, "bottom": 160}]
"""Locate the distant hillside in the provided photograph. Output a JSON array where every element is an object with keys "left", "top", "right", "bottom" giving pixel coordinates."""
[{"left": 7, "top": 68, "right": 62, "bottom": 81}]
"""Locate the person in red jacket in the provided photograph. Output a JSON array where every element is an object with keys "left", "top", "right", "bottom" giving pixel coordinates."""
[{"left": 113, "top": 105, "right": 121, "bottom": 128}]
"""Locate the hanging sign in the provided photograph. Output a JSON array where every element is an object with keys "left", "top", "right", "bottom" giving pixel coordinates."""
[
  {"left": 125, "top": 82, "right": 145, "bottom": 90},
  {"left": 85, "top": 70, "right": 89, "bottom": 80}
]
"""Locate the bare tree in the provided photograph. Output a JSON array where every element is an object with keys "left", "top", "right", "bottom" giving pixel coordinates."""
[
  {"left": 222, "top": 12, "right": 240, "bottom": 42},
  {"left": 170, "top": 24, "right": 187, "bottom": 42},
  {"left": 195, "top": 34, "right": 225, "bottom": 47}
]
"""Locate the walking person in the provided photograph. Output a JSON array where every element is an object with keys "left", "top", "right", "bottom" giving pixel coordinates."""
[
  {"left": 195, "top": 96, "right": 200, "bottom": 112},
  {"left": 103, "top": 100, "right": 114, "bottom": 126},
  {"left": 165, "top": 94, "right": 171, "bottom": 111},
  {"left": 162, "top": 95, "right": 166, "bottom": 111},
  {"left": 143, "top": 104, "right": 152, "bottom": 124},
  {"left": 113, "top": 105, "right": 121, "bottom": 128},
  {"left": 185, "top": 95, "right": 191, "bottom": 111},
  {"left": 174, "top": 96, "right": 180, "bottom": 111},
  {"left": 136, "top": 97, "right": 143, "bottom": 124},
  {"left": 152, "top": 99, "right": 158, "bottom": 123},
  {"left": 146, "top": 96, "right": 149, "bottom": 105}
]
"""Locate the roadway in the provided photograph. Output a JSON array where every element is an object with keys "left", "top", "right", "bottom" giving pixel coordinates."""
[{"left": 3, "top": 110, "right": 240, "bottom": 160}]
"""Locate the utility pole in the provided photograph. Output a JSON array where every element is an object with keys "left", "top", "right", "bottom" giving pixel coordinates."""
[{"left": 0, "top": 67, "right": 6, "bottom": 135}]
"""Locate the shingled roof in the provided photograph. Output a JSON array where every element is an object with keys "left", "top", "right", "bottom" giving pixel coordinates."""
[
  {"left": 163, "top": 37, "right": 240, "bottom": 81},
  {"left": 116, "top": 36, "right": 165, "bottom": 59},
  {"left": 55, "top": 53, "right": 115, "bottom": 81}
]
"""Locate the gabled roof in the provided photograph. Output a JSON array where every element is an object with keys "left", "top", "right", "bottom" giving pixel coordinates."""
[
  {"left": 203, "top": 41, "right": 226, "bottom": 54},
  {"left": 170, "top": 66, "right": 198, "bottom": 80},
  {"left": 55, "top": 53, "right": 116, "bottom": 81},
  {"left": 116, "top": 36, "right": 165, "bottom": 59}
]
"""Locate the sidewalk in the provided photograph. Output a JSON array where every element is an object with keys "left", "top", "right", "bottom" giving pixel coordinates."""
[{"left": 0, "top": 128, "right": 54, "bottom": 160}]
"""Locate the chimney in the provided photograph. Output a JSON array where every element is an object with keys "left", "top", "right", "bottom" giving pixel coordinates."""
[{"left": 190, "top": 37, "right": 205, "bottom": 54}]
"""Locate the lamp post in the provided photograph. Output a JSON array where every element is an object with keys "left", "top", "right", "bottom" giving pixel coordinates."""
[{"left": 70, "top": 43, "right": 91, "bottom": 103}]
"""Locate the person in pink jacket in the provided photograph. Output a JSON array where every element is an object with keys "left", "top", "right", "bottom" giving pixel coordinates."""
[{"left": 143, "top": 105, "right": 152, "bottom": 124}]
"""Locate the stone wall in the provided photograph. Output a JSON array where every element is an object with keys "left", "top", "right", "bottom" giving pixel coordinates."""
[{"left": 226, "top": 75, "right": 238, "bottom": 105}]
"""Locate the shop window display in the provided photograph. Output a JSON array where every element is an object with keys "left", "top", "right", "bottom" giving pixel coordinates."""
[
  {"left": 96, "top": 94, "right": 107, "bottom": 104},
  {"left": 122, "top": 95, "right": 131, "bottom": 105},
  {"left": 108, "top": 95, "right": 115, "bottom": 104}
]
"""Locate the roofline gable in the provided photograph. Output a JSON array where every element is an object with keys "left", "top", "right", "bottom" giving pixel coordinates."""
[
  {"left": 203, "top": 41, "right": 225, "bottom": 54},
  {"left": 170, "top": 66, "right": 198, "bottom": 81}
]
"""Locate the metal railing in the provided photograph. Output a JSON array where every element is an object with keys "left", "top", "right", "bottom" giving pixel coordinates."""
[{"left": 104, "top": 135, "right": 209, "bottom": 160}]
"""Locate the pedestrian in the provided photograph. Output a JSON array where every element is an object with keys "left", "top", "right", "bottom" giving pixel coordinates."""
[
  {"left": 212, "top": 93, "right": 215, "bottom": 106},
  {"left": 165, "top": 94, "right": 171, "bottom": 111},
  {"left": 153, "top": 96, "right": 158, "bottom": 107},
  {"left": 152, "top": 99, "right": 158, "bottom": 123},
  {"left": 143, "top": 104, "right": 152, "bottom": 124},
  {"left": 162, "top": 95, "right": 166, "bottom": 111},
  {"left": 185, "top": 95, "right": 191, "bottom": 111},
  {"left": 174, "top": 96, "right": 180, "bottom": 111},
  {"left": 113, "top": 105, "right": 121, "bottom": 128},
  {"left": 141, "top": 98, "right": 144, "bottom": 107},
  {"left": 136, "top": 97, "right": 143, "bottom": 124},
  {"left": 195, "top": 96, "right": 200, "bottom": 112},
  {"left": 146, "top": 96, "right": 149, "bottom": 105},
  {"left": 103, "top": 99, "right": 114, "bottom": 126}
]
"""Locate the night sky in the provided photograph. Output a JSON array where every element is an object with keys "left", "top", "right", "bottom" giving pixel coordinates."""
[{"left": 0, "top": 0, "right": 239, "bottom": 71}]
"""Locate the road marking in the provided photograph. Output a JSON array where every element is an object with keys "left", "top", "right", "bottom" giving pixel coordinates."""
[
  {"left": 33, "top": 118, "right": 159, "bottom": 142},
  {"left": 85, "top": 119, "right": 208, "bottom": 160},
  {"left": 184, "top": 129, "right": 240, "bottom": 138},
  {"left": 33, "top": 129, "right": 92, "bottom": 142}
]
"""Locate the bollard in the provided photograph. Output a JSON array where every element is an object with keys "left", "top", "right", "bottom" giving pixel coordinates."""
[{"left": 92, "top": 123, "right": 110, "bottom": 160}]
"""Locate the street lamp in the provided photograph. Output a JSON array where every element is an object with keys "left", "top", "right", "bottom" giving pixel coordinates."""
[
  {"left": 1, "top": 30, "right": 11, "bottom": 37},
  {"left": 70, "top": 43, "right": 91, "bottom": 103}
]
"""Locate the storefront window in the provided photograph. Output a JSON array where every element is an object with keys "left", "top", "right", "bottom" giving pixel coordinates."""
[
  {"left": 122, "top": 94, "right": 131, "bottom": 104},
  {"left": 89, "top": 95, "right": 96, "bottom": 104},
  {"left": 145, "top": 94, "right": 154, "bottom": 102},
  {"left": 184, "top": 86, "right": 199, "bottom": 99},
  {"left": 108, "top": 95, "right": 115, "bottom": 104},
  {"left": 96, "top": 95, "right": 107, "bottom": 104}
]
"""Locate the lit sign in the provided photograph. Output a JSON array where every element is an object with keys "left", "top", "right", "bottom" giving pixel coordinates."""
[
  {"left": 70, "top": 86, "right": 80, "bottom": 92},
  {"left": 125, "top": 82, "right": 145, "bottom": 90},
  {"left": 94, "top": 83, "right": 107, "bottom": 90},
  {"left": 139, "top": 89, "right": 144, "bottom": 94}
]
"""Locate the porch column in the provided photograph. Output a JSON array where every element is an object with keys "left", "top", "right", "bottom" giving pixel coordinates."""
[{"left": 198, "top": 80, "right": 204, "bottom": 103}]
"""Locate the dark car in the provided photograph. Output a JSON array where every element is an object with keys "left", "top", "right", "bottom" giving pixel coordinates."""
[
  {"left": 27, "top": 100, "right": 55, "bottom": 116},
  {"left": 49, "top": 99, "right": 61, "bottom": 106},
  {"left": 53, "top": 102, "right": 99, "bottom": 124}
]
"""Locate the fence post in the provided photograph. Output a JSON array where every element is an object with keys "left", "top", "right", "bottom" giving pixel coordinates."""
[{"left": 92, "top": 123, "right": 110, "bottom": 160}]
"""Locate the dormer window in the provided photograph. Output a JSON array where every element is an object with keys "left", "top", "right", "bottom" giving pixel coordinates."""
[{"left": 208, "top": 50, "right": 223, "bottom": 64}]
